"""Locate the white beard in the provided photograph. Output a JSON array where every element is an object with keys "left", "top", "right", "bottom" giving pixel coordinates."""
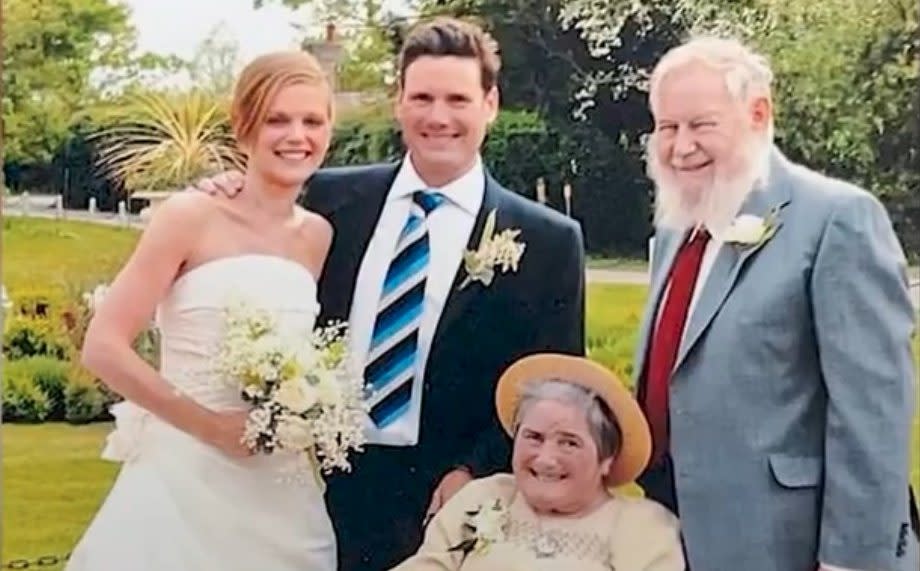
[{"left": 648, "top": 134, "right": 771, "bottom": 237}]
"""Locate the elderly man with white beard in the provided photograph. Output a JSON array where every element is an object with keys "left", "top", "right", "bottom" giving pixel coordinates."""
[{"left": 632, "top": 37, "right": 919, "bottom": 571}]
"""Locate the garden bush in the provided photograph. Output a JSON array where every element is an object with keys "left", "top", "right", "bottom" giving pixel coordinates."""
[
  {"left": 19, "top": 356, "right": 71, "bottom": 420},
  {"left": 2, "top": 371, "right": 51, "bottom": 423},
  {"left": 64, "top": 373, "right": 109, "bottom": 425},
  {"left": 3, "top": 316, "right": 72, "bottom": 360},
  {"left": 0, "top": 356, "right": 113, "bottom": 424}
]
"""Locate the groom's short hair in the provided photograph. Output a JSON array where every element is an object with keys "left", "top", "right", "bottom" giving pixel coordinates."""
[{"left": 398, "top": 17, "right": 501, "bottom": 92}]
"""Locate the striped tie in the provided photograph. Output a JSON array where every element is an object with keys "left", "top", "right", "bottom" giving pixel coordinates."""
[{"left": 366, "top": 190, "right": 444, "bottom": 427}]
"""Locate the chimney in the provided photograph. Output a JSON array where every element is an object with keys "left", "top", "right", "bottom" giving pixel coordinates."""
[{"left": 302, "top": 20, "right": 345, "bottom": 91}]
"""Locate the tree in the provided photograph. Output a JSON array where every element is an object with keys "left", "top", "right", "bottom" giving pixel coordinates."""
[
  {"left": 559, "top": 0, "right": 918, "bottom": 192},
  {"left": 753, "top": 0, "right": 918, "bottom": 199},
  {"left": 556, "top": 0, "right": 765, "bottom": 116},
  {"left": 185, "top": 22, "right": 243, "bottom": 95},
  {"left": 559, "top": 0, "right": 919, "bottom": 254},
  {"left": 2, "top": 0, "right": 155, "bottom": 165},
  {"left": 254, "top": 0, "right": 401, "bottom": 91}
]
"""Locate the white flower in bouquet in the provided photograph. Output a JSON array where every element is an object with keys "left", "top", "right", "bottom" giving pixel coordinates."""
[
  {"left": 275, "top": 378, "right": 319, "bottom": 414},
  {"left": 215, "top": 301, "right": 368, "bottom": 481},
  {"left": 315, "top": 371, "right": 342, "bottom": 407},
  {"left": 275, "top": 416, "right": 315, "bottom": 450},
  {"left": 243, "top": 385, "right": 264, "bottom": 400}
]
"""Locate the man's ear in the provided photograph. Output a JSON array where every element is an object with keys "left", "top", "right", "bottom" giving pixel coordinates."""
[
  {"left": 485, "top": 85, "right": 500, "bottom": 125},
  {"left": 750, "top": 94, "right": 772, "bottom": 133},
  {"left": 394, "top": 87, "right": 405, "bottom": 123}
]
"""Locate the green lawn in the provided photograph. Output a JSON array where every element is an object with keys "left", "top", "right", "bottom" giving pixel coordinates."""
[
  {"left": 1, "top": 423, "right": 118, "bottom": 564},
  {"left": 2, "top": 217, "right": 139, "bottom": 296}
]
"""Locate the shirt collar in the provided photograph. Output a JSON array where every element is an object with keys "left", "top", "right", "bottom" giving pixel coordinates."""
[{"left": 388, "top": 154, "right": 484, "bottom": 216}]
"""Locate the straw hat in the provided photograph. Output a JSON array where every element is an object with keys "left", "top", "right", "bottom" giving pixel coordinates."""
[{"left": 495, "top": 353, "right": 651, "bottom": 487}]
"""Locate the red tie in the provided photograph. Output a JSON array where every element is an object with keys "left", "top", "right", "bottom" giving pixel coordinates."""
[{"left": 644, "top": 228, "right": 711, "bottom": 465}]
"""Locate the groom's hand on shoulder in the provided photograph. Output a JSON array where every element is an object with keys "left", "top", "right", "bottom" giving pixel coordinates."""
[
  {"left": 424, "top": 467, "right": 474, "bottom": 524},
  {"left": 185, "top": 170, "right": 245, "bottom": 198}
]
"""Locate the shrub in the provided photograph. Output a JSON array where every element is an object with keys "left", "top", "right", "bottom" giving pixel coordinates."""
[
  {"left": 2, "top": 371, "right": 51, "bottom": 422},
  {"left": 3, "top": 316, "right": 72, "bottom": 360},
  {"left": 64, "top": 372, "right": 109, "bottom": 424},
  {"left": 14, "top": 356, "right": 71, "bottom": 420}
]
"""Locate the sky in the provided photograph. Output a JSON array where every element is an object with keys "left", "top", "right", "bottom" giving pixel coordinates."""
[{"left": 122, "top": 0, "right": 412, "bottom": 62}]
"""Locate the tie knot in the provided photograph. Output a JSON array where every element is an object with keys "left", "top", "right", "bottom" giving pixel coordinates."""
[
  {"left": 690, "top": 227, "right": 711, "bottom": 244},
  {"left": 413, "top": 190, "right": 444, "bottom": 214}
]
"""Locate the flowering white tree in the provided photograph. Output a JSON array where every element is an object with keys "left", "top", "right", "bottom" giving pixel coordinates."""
[{"left": 557, "top": 0, "right": 766, "bottom": 114}]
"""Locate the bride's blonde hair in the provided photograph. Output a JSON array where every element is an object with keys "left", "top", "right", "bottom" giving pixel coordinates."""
[{"left": 230, "top": 51, "right": 333, "bottom": 145}]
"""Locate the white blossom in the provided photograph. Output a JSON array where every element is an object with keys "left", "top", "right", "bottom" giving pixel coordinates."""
[
  {"left": 558, "top": 0, "right": 766, "bottom": 112},
  {"left": 275, "top": 378, "right": 319, "bottom": 414},
  {"left": 275, "top": 415, "right": 315, "bottom": 450}
]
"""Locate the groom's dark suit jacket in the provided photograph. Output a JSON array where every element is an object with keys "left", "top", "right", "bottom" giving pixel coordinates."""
[{"left": 300, "top": 162, "right": 585, "bottom": 570}]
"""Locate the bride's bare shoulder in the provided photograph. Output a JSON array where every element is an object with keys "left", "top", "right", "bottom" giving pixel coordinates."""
[
  {"left": 291, "top": 207, "right": 334, "bottom": 275},
  {"left": 293, "top": 206, "right": 333, "bottom": 245}
]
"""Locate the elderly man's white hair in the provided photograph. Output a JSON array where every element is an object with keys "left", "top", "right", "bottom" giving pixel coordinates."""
[{"left": 650, "top": 36, "right": 774, "bottom": 125}]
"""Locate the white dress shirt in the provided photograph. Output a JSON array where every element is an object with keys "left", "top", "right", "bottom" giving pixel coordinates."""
[{"left": 349, "top": 154, "right": 484, "bottom": 446}]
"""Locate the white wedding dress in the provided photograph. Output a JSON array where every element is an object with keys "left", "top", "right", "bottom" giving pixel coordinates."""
[{"left": 67, "top": 255, "right": 336, "bottom": 571}]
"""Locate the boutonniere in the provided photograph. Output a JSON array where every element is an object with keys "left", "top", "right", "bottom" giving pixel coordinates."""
[
  {"left": 448, "top": 498, "right": 509, "bottom": 556},
  {"left": 460, "top": 209, "right": 526, "bottom": 290},
  {"left": 723, "top": 206, "right": 781, "bottom": 248}
]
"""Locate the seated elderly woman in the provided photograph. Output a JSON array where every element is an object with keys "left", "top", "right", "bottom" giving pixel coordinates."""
[{"left": 392, "top": 353, "right": 684, "bottom": 571}]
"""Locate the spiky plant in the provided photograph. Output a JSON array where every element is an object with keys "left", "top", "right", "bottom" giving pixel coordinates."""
[{"left": 93, "top": 90, "right": 245, "bottom": 193}]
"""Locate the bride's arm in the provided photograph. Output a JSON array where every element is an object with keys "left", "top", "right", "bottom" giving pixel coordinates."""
[{"left": 81, "top": 193, "right": 249, "bottom": 457}]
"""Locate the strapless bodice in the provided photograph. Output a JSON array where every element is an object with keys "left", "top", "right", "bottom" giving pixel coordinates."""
[{"left": 155, "top": 254, "right": 319, "bottom": 410}]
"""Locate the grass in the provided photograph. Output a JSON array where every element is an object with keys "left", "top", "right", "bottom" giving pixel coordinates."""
[
  {"left": 1, "top": 423, "right": 119, "bottom": 563},
  {"left": 2, "top": 217, "right": 139, "bottom": 296},
  {"left": 586, "top": 255, "right": 649, "bottom": 271},
  {"left": 586, "top": 283, "right": 648, "bottom": 385}
]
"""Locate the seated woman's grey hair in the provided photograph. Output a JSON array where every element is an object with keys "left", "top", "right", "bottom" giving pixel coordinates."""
[{"left": 512, "top": 379, "right": 622, "bottom": 461}]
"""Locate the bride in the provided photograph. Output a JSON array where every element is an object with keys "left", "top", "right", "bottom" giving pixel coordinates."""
[{"left": 67, "top": 51, "right": 338, "bottom": 571}]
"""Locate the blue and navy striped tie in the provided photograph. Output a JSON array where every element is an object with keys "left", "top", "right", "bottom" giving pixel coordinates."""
[{"left": 366, "top": 191, "right": 444, "bottom": 427}]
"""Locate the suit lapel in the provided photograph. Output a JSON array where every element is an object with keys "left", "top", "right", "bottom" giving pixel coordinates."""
[
  {"left": 673, "top": 148, "right": 793, "bottom": 370},
  {"left": 428, "top": 174, "right": 501, "bottom": 354},
  {"left": 318, "top": 164, "right": 399, "bottom": 323},
  {"left": 634, "top": 231, "right": 685, "bottom": 383}
]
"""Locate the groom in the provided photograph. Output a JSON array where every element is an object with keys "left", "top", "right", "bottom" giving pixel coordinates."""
[{"left": 198, "top": 18, "right": 585, "bottom": 570}]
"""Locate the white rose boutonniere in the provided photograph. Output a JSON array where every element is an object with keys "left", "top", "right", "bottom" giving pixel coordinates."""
[
  {"left": 460, "top": 209, "right": 526, "bottom": 290},
  {"left": 723, "top": 207, "right": 781, "bottom": 248},
  {"left": 448, "top": 498, "right": 509, "bottom": 556}
]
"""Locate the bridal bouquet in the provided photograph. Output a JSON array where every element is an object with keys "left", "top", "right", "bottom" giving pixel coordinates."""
[{"left": 214, "top": 300, "right": 367, "bottom": 481}]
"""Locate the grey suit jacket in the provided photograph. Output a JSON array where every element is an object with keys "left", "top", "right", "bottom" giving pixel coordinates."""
[{"left": 635, "top": 148, "right": 919, "bottom": 570}]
